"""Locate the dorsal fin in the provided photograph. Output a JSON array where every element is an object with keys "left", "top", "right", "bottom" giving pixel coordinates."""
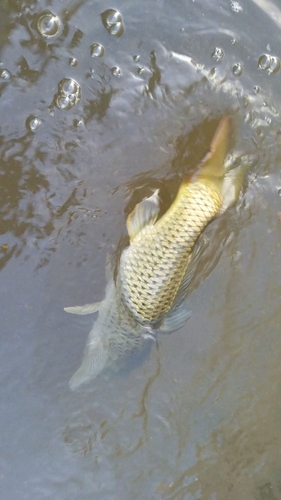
[
  {"left": 126, "top": 189, "right": 160, "bottom": 241},
  {"left": 192, "top": 116, "right": 231, "bottom": 183}
]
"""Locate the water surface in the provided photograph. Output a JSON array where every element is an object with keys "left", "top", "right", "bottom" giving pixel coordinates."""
[{"left": 1, "top": 0, "right": 281, "bottom": 499}]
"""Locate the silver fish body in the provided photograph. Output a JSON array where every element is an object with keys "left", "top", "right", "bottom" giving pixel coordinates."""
[{"left": 65, "top": 278, "right": 154, "bottom": 390}]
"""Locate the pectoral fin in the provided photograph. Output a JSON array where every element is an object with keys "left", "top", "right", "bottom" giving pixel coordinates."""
[
  {"left": 159, "top": 302, "right": 192, "bottom": 333},
  {"left": 64, "top": 301, "right": 103, "bottom": 315},
  {"left": 172, "top": 235, "right": 207, "bottom": 307},
  {"left": 219, "top": 153, "right": 257, "bottom": 213},
  {"left": 126, "top": 190, "right": 160, "bottom": 240}
]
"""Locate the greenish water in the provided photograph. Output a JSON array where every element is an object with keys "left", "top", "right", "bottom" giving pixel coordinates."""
[{"left": 1, "top": 1, "right": 281, "bottom": 499}]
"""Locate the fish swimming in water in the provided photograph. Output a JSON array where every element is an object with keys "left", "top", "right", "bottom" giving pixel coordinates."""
[{"left": 65, "top": 116, "right": 248, "bottom": 389}]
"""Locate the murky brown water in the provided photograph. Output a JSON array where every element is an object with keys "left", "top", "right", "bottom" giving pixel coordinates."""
[{"left": 1, "top": 0, "right": 281, "bottom": 499}]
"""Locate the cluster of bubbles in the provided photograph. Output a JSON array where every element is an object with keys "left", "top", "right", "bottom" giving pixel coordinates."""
[
  {"left": 211, "top": 47, "right": 243, "bottom": 76},
  {"left": 132, "top": 55, "right": 144, "bottom": 75},
  {"left": 37, "top": 12, "right": 62, "bottom": 38},
  {"left": 230, "top": 1, "right": 243, "bottom": 13},
  {"left": 88, "top": 11, "right": 125, "bottom": 77},
  {"left": 28, "top": 6, "right": 281, "bottom": 126},
  {"left": 101, "top": 9, "right": 124, "bottom": 37},
  {"left": 56, "top": 78, "right": 81, "bottom": 111},
  {"left": 28, "top": 8, "right": 126, "bottom": 118},
  {"left": 211, "top": 45, "right": 281, "bottom": 79},
  {"left": 258, "top": 54, "right": 280, "bottom": 75}
]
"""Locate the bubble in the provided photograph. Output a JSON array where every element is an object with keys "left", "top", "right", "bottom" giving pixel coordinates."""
[
  {"left": 57, "top": 96, "right": 71, "bottom": 110},
  {"left": 212, "top": 47, "right": 224, "bottom": 62},
  {"left": 75, "top": 118, "right": 84, "bottom": 127},
  {"left": 278, "top": 188, "right": 281, "bottom": 196},
  {"left": 111, "top": 66, "right": 122, "bottom": 77},
  {"left": 90, "top": 43, "right": 105, "bottom": 58},
  {"left": 56, "top": 78, "right": 81, "bottom": 110},
  {"left": 101, "top": 9, "right": 124, "bottom": 37},
  {"left": 106, "top": 10, "right": 121, "bottom": 24},
  {"left": 60, "top": 78, "right": 79, "bottom": 95},
  {"left": 137, "top": 67, "right": 144, "bottom": 75},
  {"left": 258, "top": 54, "right": 271, "bottom": 72},
  {"left": 69, "top": 57, "right": 78, "bottom": 67},
  {"left": 37, "top": 12, "right": 61, "bottom": 38},
  {"left": 112, "top": 23, "right": 124, "bottom": 36},
  {"left": 133, "top": 55, "right": 140, "bottom": 62},
  {"left": 253, "top": 85, "right": 260, "bottom": 94},
  {"left": 232, "top": 63, "right": 243, "bottom": 76},
  {"left": 269, "top": 56, "right": 280, "bottom": 74},
  {"left": 230, "top": 1, "right": 243, "bottom": 12},
  {"left": 0, "top": 69, "right": 11, "bottom": 80},
  {"left": 26, "top": 116, "right": 42, "bottom": 131},
  {"left": 258, "top": 54, "right": 280, "bottom": 75}
]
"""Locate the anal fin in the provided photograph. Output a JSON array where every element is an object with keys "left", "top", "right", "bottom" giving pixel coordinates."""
[{"left": 172, "top": 234, "right": 207, "bottom": 307}]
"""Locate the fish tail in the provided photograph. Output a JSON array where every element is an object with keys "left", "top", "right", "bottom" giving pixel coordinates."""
[{"left": 69, "top": 336, "right": 108, "bottom": 390}]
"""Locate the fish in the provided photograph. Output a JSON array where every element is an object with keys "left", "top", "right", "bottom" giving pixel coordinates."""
[
  {"left": 65, "top": 116, "right": 248, "bottom": 389},
  {"left": 119, "top": 116, "right": 247, "bottom": 325}
]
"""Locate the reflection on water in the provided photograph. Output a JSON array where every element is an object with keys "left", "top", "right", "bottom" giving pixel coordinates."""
[{"left": 1, "top": 0, "right": 281, "bottom": 498}]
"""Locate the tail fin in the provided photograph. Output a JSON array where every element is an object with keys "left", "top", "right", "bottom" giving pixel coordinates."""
[{"left": 69, "top": 335, "right": 108, "bottom": 390}]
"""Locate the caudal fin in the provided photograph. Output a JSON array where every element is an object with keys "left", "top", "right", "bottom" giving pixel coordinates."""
[{"left": 69, "top": 336, "right": 108, "bottom": 390}]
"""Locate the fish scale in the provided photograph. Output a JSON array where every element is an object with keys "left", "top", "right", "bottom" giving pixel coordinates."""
[{"left": 120, "top": 182, "right": 222, "bottom": 323}]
